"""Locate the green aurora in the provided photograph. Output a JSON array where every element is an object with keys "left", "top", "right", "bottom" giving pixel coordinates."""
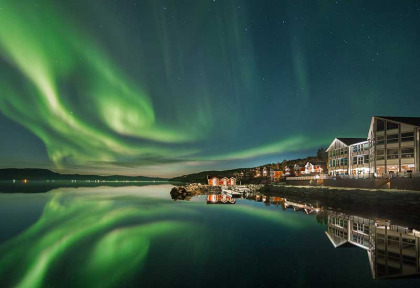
[
  {"left": 1, "top": 0, "right": 419, "bottom": 176},
  {"left": 0, "top": 186, "right": 309, "bottom": 287}
]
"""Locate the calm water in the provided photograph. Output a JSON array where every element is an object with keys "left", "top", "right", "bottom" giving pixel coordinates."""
[{"left": 0, "top": 184, "right": 419, "bottom": 288}]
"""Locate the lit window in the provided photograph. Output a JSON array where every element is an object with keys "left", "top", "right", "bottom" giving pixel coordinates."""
[
  {"left": 402, "top": 148, "right": 414, "bottom": 158},
  {"left": 387, "top": 149, "right": 399, "bottom": 159}
]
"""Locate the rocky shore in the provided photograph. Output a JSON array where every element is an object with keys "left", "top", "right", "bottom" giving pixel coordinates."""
[{"left": 170, "top": 183, "right": 221, "bottom": 201}]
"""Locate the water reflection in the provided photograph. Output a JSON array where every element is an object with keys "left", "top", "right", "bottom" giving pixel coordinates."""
[
  {"left": 0, "top": 185, "right": 419, "bottom": 287},
  {"left": 326, "top": 212, "right": 420, "bottom": 279},
  {"left": 0, "top": 188, "right": 197, "bottom": 288},
  {"left": 247, "top": 192, "right": 420, "bottom": 280},
  {"left": 185, "top": 187, "right": 420, "bottom": 281},
  {"left": 206, "top": 194, "right": 236, "bottom": 204},
  {"left": 170, "top": 186, "right": 194, "bottom": 201}
]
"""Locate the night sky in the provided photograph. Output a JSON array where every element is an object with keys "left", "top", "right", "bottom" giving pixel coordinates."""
[{"left": 1, "top": 0, "right": 420, "bottom": 177}]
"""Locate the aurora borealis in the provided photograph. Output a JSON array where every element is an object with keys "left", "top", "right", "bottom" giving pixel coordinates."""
[{"left": 1, "top": 0, "right": 420, "bottom": 176}]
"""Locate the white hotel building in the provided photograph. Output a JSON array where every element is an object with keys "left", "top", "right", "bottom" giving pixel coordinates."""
[
  {"left": 327, "top": 116, "right": 420, "bottom": 177},
  {"left": 368, "top": 116, "right": 420, "bottom": 175},
  {"left": 326, "top": 138, "right": 369, "bottom": 176}
]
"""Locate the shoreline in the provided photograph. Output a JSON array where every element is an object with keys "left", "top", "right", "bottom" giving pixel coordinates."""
[
  {"left": 258, "top": 184, "right": 420, "bottom": 229},
  {"left": 284, "top": 177, "right": 420, "bottom": 191}
]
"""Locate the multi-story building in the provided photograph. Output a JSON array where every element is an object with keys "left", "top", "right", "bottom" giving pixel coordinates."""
[
  {"left": 326, "top": 116, "right": 420, "bottom": 177},
  {"left": 368, "top": 116, "right": 420, "bottom": 176},
  {"left": 349, "top": 140, "right": 370, "bottom": 176},
  {"left": 326, "top": 138, "right": 366, "bottom": 175}
]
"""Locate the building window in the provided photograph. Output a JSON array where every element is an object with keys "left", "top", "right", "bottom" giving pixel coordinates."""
[
  {"left": 377, "top": 135, "right": 385, "bottom": 145},
  {"left": 401, "top": 132, "right": 414, "bottom": 142},
  {"left": 363, "top": 143, "right": 369, "bottom": 150},
  {"left": 363, "top": 225, "right": 369, "bottom": 234},
  {"left": 357, "top": 156, "right": 363, "bottom": 164},
  {"left": 377, "top": 119, "right": 385, "bottom": 131},
  {"left": 377, "top": 149, "right": 385, "bottom": 160},
  {"left": 344, "top": 158, "right": 348, "bottom": 165},
  {"left": 364, "top": 155, "right": 369, "bottom": 163},
  {"left": 353, "top": 157, "right": 357, "bottom": 165},
  {"left": 386, "top": 134, "right": 399, "bottom": 144},
  {"left": 386, "top": 121, "right": 399, "bottom": 130},
  {"left": 387, "top": 149, "right": 399, "bottom": 159},
  {"left": 401, "top": 148, "right": 414, "bottom": 158}
]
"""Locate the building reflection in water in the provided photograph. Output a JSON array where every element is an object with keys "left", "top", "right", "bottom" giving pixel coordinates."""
[
  {"left": 169, "top": 188, "right": 420, "bottom": 280},
  {"left": 326, "top": 212, "right": 420, "bottom": 279},
  {"left": 206, "top": 194, "right": 236, "bottom": 204},
  {"left": 242, "top": 193, "right": 420, "bottom": 280}
]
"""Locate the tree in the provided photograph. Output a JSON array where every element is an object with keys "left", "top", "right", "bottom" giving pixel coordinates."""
[{"left": 317, "top": 147, "right": 327, "bottom": 162}]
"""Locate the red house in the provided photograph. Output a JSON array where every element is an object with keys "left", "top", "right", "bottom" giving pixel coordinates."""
[{"left": 208, "top": 177, "right": 236, "bottom": 186}]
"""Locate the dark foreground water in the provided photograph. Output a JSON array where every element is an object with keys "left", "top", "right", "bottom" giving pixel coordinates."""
[{"left": 0, "top": 185, "right": 419, "bottom": 288}]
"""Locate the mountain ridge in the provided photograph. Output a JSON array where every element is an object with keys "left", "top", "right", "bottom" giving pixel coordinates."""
[{"left": 0, "top": 168, "right": 167, "bottom": 181}]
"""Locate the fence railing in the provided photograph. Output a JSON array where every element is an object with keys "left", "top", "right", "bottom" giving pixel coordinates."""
[
  {"left": 286, "top": 171, "right": 420, "bottom": 181},
  {"left": 286, "top": 175, "right": 328, "bottom": 181}
]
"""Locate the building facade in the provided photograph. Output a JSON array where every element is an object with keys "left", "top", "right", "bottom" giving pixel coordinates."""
[
  {"left": 304, "top": 162, "right": 325, "bottom": 174},
  {"left": 326, "top": 138, "right": 366, "bottom": 175},
  {"left": 349, "top": 141, "right": 370, "bottom": 176},
  {"left": 368, "top": 117, "right": 420, "bottom": 176},
  {"left": 208, "top": 177, "right": 236, "bottom": 186},
  {"left": 326, "top": 116, "right": 420, "bottom": 177}
]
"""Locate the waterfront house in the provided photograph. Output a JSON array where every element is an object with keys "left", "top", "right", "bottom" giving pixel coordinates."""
[
  {"left": 207, "top": 176, "right": 236, "bottom": 186},
  {"left": 221, "top": 177, "right": 229, "bottom": 186},
  {"left": 304, "top": 162, "right": 326, "bottom": 174},
  {"left": 272, "top": 170, "right": 283, "bottom": 182},
  {"left": 348, "top": 140, "right": 370, "bottom": 176},
  {"left": 253, "top": 167, "right": 261, "bottom": 178},
  {"left": 208, "top": 177, "right": 219, "bottom": 186},
  {"left": 326, "top": 116, "right": 420, "bottom": 177},
  {"left": 293, "top": 164, "right": 305, "bottom": 176},
  {"left": 326, "top": 138, "right": 367, "bottom": 176},
  {"left": 284, "top": 166, "right": 290, "bottom": 176}
]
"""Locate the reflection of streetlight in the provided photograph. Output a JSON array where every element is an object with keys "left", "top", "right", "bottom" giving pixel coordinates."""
[{"left": 23, "top": 179, "right": 28, "bottom": 184}]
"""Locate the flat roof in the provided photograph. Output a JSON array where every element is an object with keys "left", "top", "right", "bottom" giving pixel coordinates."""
[{"left": 375, "top": 116, "right": 420, "bottom": 127}]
